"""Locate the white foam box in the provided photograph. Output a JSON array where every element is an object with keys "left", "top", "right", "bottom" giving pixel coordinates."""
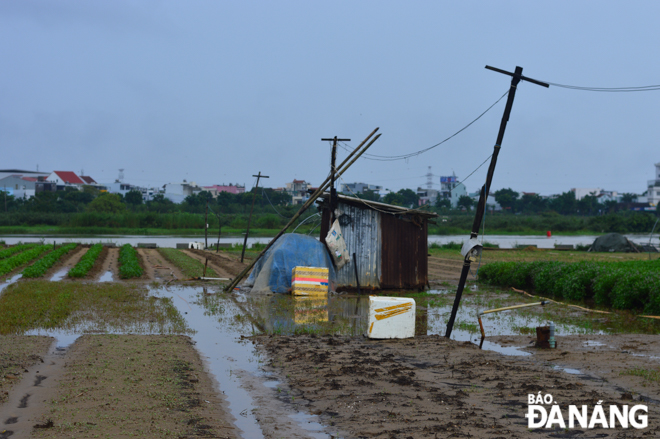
[
  {"left": 367, "top": 296, "right": 416, "bottom": 339},
  {"left": 291, "top": 266, "right": 329, "bottom": 296}
]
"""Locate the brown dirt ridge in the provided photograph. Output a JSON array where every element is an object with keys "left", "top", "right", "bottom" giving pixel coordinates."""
[{"left": 256, "top": 333, "right": 660, "bottom": 438}]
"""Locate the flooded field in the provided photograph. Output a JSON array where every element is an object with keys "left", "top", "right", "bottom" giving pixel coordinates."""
[{"left": 2, "top": 243, "right": 660, "bottom": 437}]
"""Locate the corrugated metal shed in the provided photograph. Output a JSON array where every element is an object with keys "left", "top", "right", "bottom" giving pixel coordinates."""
[{"left": 318, "top": 193, "right": 437, "bottom": 291}]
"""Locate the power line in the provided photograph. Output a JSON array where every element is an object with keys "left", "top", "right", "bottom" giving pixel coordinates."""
[
  {"left": 542, "top": 81, "right": 660, "bottom": 92},
  {"left": 337, "top": 90, "right": 509, "bottom": 162}
]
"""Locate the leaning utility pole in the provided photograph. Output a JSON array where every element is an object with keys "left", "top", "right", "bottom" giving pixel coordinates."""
[
  {"left": 241, "top": 172, "right": 269, "bottom": 263},
  {"left": 321, "top": 136, "right": 350, "bottom": 223},
  {"left": 445, "top": 65, "right": 549, "bottom": 339}
]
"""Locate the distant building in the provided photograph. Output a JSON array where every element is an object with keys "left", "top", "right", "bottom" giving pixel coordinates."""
[
  {"left": 202, "top": 184, "right": 246, "bottom": 197},
  {"left": 285, "top": 179, "right": 311, "bottom": 205},
  {"left": 0, "top": 169, "right": 50, "bottom": 181},
  {"left": 0, "top": 175, "right": 37, "bottom": 199},
  {"left": 46, "top": 171, "right": 85, "bottom": 187},
  {"left": 417, "top": 188, "right": 439, "bottom": 206},
  {"left": 571, "top": 188, "right": 602, "bottom": 201},
  {"left": 340, "top": 182, "right": 382, "bottom": 196},
  {"left": 163, "top": 180, "right": 201, "bottom": 203},
  {"left": 647, "top": 162, "right": 660, "bottom": 207}
]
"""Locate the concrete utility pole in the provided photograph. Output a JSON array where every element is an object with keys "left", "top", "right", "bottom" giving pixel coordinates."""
[
  {"left": 241, "top": 172, "right": 269, "bottom": 263},
  {"left": 204, "top": 199, "right": 209, "bottom": 249},
  {"left": 445, "top": 65, "right": 549, "bottom": 339},
  {"left": 321, "top": 136, "right": 350, "bottom": 222}
]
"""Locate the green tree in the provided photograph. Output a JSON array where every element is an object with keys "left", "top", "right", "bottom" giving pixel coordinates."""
[
  {"left": 86, "top": 193, "right": 127, "bottom": 213},
  {"left": 457, "top": 195, "right": 475, "bottom": 211},
  {"left": 494, "top": 188, "right": 519, "bottom": 212},
  {"left": 124, "top": 190, "right": 143, "bottom": 205},
  {"left": 518, "top": 193, "right": 547, "bottom": 213},
  {"left": 548, "top": 191, "right": 577, "bottom": 215},
  {"left": 435, "top": 197, "right": 451, "bottom": 209},
  {"left": 621, "top": 193, "right": 638, "bottom": 203}
]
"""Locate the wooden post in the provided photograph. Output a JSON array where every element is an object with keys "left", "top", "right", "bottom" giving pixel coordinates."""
[
  {"left": 241, "top": 172, "right": 269, "bottom": 263},
  {"left": 224, "top": 129, "right": 381, "bottom": 293},
  {"left": 204, "top": 199, "right": 209, "bottom": 250},
  {"left": 321, "top": 136, "right": 350, "bottom": 223},
  {"left": 216, "top": 210, "right": 222, "bottom": 253},
  {"left": 203, "top": 258, "right": 208, "bottom": 277}
]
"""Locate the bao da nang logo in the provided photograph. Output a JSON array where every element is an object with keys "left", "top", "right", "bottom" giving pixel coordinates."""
[{"left": 526, "top": 392, "right": 648, "bottom": 429}]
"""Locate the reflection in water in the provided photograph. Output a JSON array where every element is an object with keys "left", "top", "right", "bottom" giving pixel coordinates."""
[
  {"left": 50, "top": 268, "right": 69, "bottom": 282},
  {"left": 98, "top": 271, "right": 114, "bottom": 282}
]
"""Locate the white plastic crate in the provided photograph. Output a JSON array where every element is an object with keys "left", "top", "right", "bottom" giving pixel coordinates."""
[{"left": 367, "top": 296, "right": 415, "bottom": 339}]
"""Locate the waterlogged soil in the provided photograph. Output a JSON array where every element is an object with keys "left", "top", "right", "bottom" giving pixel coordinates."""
[
  {"left": 0, "top": 336, "right": 52, "bottom": 406},
  {"left": 138, "top": 249, "right": 185, "bottom": 283},
  {"left": 94, "top": 247, "right": 120, "bottom": 282},
  {"left": 491, "top": 334, "right": 660, "bottom": 401},
  {"left": 30, "top": 335, "right": 237, "bottom": 439},
  {"left": 42, "top": 245, "right": 86, "bottom": 281},
  {"left": 181, "top": 249, "right": 247, "bottom": 280},
  {"left": 256, "top": 334, "right": 660, "bottom": 438}
]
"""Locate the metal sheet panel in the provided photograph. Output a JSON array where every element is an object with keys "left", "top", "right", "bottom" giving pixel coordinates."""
[
  {"left": 332, "top": 203, "right": 381, "bottom": 289},
  {"left": 380, "top": 213, "right": 428, "bottom": 290}
]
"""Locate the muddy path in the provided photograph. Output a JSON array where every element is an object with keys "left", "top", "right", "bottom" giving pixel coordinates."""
[
  {"left": 93, "top": 247, "right": 119, "bottom": 281},
  {"left": 257, "top": 333, "right": 660, "bottom": 438},
  {"left": 44, "top": 245, "right": 87, "bottom": 281},
  {"left": 181, "top": 249, "right": 248, "bottom": 279},
  {"left": 138, "top": 248, "right": 185, "bottom": 282},
  {"left": 490, "top": 333, "right": 660, "bottom": 402},
  {"left": 19, "top": 335, "right": 237, "bottom": 439}
]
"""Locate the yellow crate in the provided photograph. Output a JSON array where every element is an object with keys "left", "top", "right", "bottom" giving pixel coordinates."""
[{"left": 291, "top": 266, "right": 329, "bottom": 296}]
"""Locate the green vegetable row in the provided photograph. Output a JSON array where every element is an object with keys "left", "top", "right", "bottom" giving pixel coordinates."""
[
  {"left": 68, "top": 244, "right": 104, "bottom": 278},
  {"left": 478, "top": 259, "right": 660, "bottom": 314},
  {"left": 118, "top": 244, "right": 143, "bottom": 279},
  {"left": 0, "top": 243, "right": 40, "bottom": 260},
  {"left": 22, "top": 243, "right": 78, "bottom": 278},
  {"left": 0, "top": 245, "right": 53, "bottom": 276},
  {"left": 157, "top": 248, "right": 218, "bottom": 278}
]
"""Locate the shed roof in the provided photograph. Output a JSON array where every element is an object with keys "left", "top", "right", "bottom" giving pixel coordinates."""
[
  {"left": 80, "top": 176, "right": 97, "bottom": 184},
  {"left": 317, "top": 192, "right": 438, "bottom": 218}
]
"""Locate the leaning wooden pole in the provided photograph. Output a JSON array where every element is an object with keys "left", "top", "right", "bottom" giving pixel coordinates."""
[{"left": 223, "top": 129, "right": 381, "bottom": 293}]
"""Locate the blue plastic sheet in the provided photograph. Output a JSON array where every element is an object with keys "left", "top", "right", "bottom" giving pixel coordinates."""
[{"left": 244, "top": 234, "right": 336, "bottom": 294}]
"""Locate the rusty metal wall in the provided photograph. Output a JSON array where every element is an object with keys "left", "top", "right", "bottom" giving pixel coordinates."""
[
  {"left": 380, "top": 213, "right": 428, "bottom": 290},
  {"left": 324, "top": 202, "right": 382, "bottom": 289}
]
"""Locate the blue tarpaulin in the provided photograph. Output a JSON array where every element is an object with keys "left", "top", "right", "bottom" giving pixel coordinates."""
[{"left": 244, "top": 234, "right": 336, "bottom": 294}]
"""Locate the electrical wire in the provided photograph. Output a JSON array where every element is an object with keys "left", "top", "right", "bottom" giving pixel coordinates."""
[
  {"left": 542, "top": 81, "right": 660, "bottom": 92},
  {"left": 261, "top": 188, "right": 292, "bottom": 220},
  {"left": 336, "top": 90, "right": 509, "bottom": 161}
]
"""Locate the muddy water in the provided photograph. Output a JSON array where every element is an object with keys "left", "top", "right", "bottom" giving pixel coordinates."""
[
  {"left": 160, "top": 286, "right": 332, "bottom": 439},
  {"left": 98, "top": 270, "right": 114, "bottom": 282},
  {"left": 49, "top": 267, "right": 69, "bottom": 281},
  {"left": 0, "top": 273, "right": 22, "bottom": 294}
]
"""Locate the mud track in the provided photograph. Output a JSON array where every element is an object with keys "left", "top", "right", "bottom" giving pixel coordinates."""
[
  {"left": 181, "top": 249, "right": 248, "bottom": 279},
  {"left": 257, "top": 334, "right": 660, "bottom": 438}
]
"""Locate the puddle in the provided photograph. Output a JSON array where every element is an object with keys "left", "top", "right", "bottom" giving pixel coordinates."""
[
  {"left": 0, "top": 273, "right": 22, "bottom": 294},
  {"left": 583, "top": 340, "right": 606, "bottom": 347},
  {"left": 98, "top": 271, "right": 114, "bottom": 282},
  {"left": 288, "top": 412, "right": 328, "bottom": 439},
  {"left": 49, "top": 268, "right": 69, "bottom": 282},
  {"left": 553, "top": 365, "right": 583, "bottom": 375}
]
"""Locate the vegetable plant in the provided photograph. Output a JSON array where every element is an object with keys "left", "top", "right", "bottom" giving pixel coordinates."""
[
  {"left": 118, "top": 244, "right": 143, "bottom": 279},
  {"left": 0, "top": 245, "right": 53, "bottom": 277},
  {"left": 68, "top": 243, "right": 104, "bottom": 278},
  {"left": 22, "top": 243, "right": 78, "bottom": 278}
]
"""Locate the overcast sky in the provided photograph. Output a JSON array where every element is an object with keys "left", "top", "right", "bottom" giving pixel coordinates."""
[{"left": 2, "top": 1, "right": 659, "bottom": 196}]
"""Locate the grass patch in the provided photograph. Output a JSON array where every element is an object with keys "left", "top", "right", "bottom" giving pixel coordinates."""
[
  {"left": 620, "top": 367, "right": 660, "bottom": 383},
  {"left": 0, "top": 281, "right": 189, "bottom": 335},
  {"left": 157, "top": 248, "right": 219, "bottom": 278}
]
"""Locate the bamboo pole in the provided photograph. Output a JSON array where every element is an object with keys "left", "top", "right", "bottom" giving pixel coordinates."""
[
  {"left": 480, "top": 301, "right": 549, "bottom": 315},
  {"left": 223, "top": 128, "right": 381, "bottom": 293}
]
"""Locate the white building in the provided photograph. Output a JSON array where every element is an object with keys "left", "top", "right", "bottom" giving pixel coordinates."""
[
  {"left": 341, "top": 182, "right": 382, "bottom": 195},
  {"left": 647, "top": 162, "right": 660, "bottom": 207},
  {"left": 164, "top": 180, "right": 201, "bottom": 203},
  {"left": 571, "top": 188, "right": 602, "bottom": 201}
]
